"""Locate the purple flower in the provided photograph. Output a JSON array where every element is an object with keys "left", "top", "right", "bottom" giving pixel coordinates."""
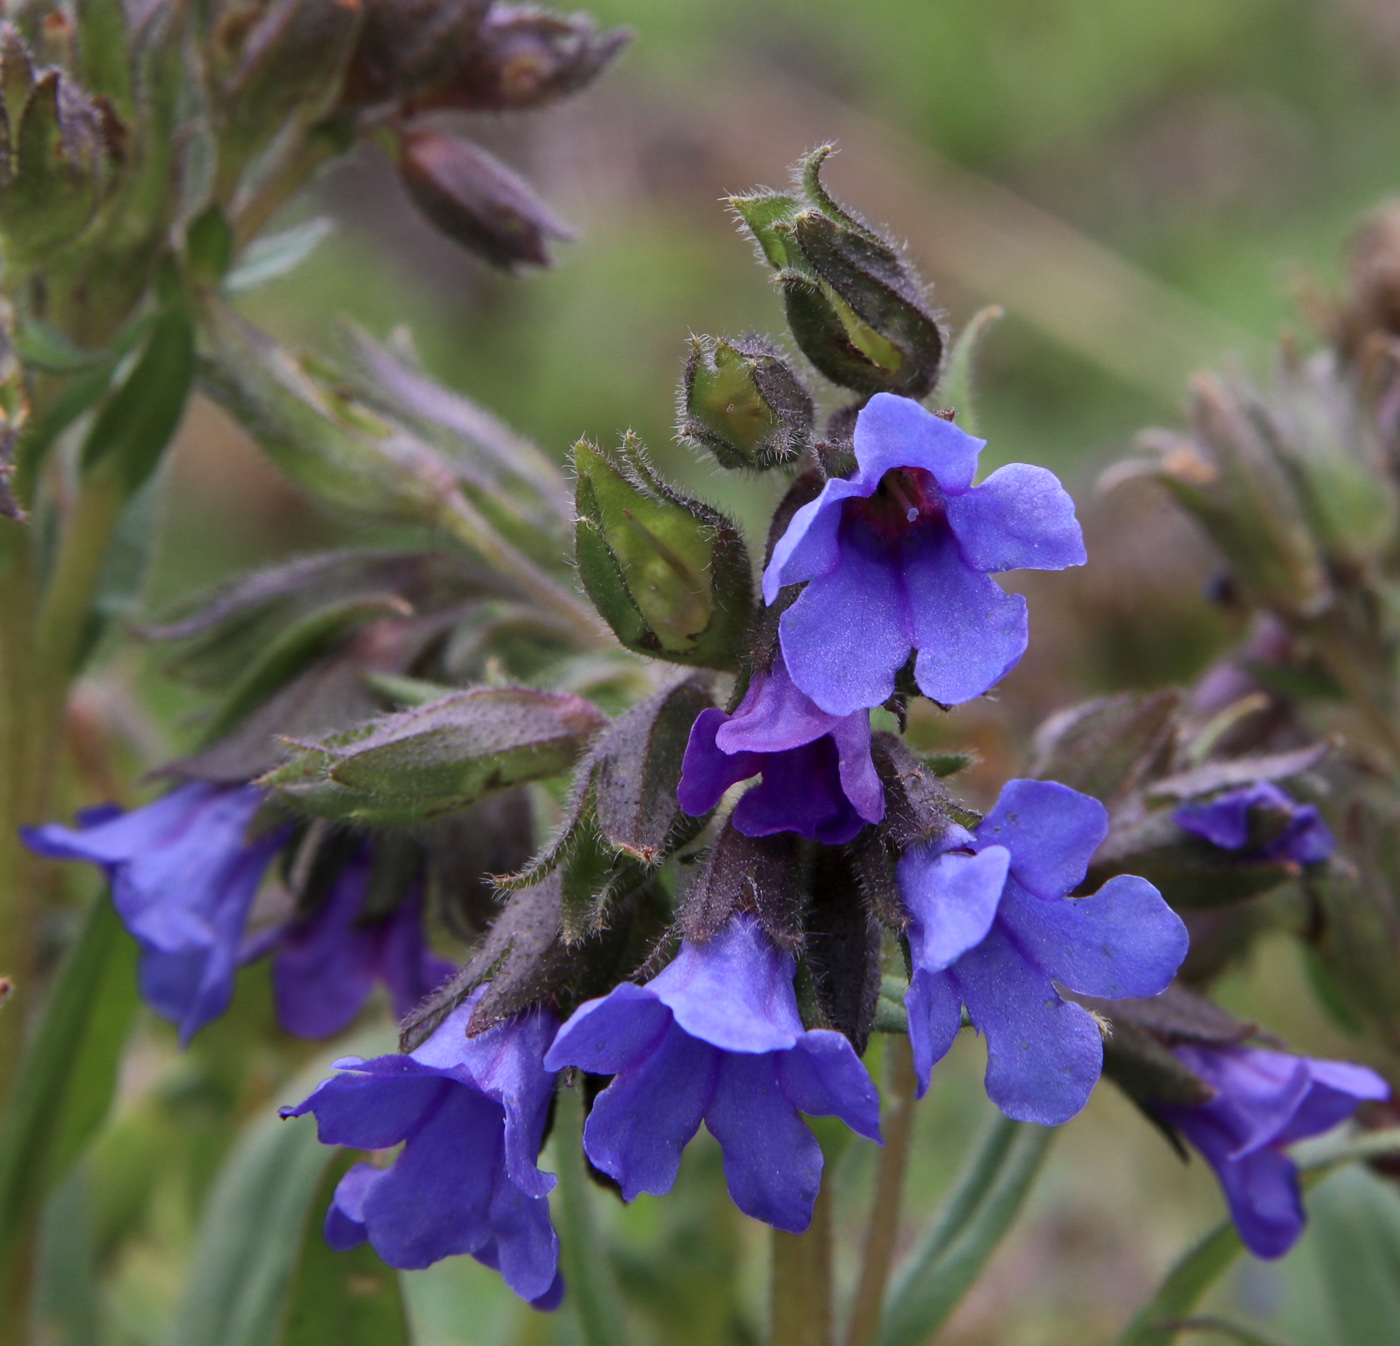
[
  {"left": 281, "top": 994, "right": 563, "bottom": 1306},
  {"left": 23, "top": 783, "right": 286, "bottom": 1044},
  {"left": 899, "top": 779, "right": 1188, "bottom": 1125},
  {"left": 1174, "top": 782, "right": 1334, "bottom": 867},
  {"left": 543, "top": 914, "right": 881, "bottom": 1233},
  {"left": 1156, "top": 1044, "right": 1388, "bottom": 1258},
  {"left": 272, "top": 847, "right": 454, "bottom": 1040},
  {"left": 762, "top": 393, "right": 1086, "bottom": 716},
  {"left": 676, "top": 648, "right": 884, "bottom": 844}
]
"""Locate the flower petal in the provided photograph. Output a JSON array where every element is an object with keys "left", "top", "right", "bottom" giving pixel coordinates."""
[
  {"left": 731, "top": 737, "right": 868, "bottom": 845},
  {"left": 487, "top": 1163, "right": 560, "bottom": 1303},
  {"left": 952, "top": 923, "right": 1104, "bottom": 1125},
  {"left": 899, "top": 844, "right": 1010, "bottom": 973},
  {"left": 714, "top": 650, "right": 841, "bottom": 754},
  {"left": 945, "top": 463, "right": 1086, "bottom": 573},
  {"left": 996, "top": 873, "right": 1187, "bottom": 999},
  {"left": 543, "top": 983, "right": 671, "bottom": 1074},
  {"left": 1280, "top": 1058, "right": 1390, "bottom": 1144},
  {"left": 762, "top": 477, "right": 869, "bottom": 601},
  {"left": 904, "top": 967, "right": 963, "bottom": 1099},
  {"left": 324, "top": 1163, "right": 378, "bottom": 1251},
  {"left": 779, "top": 541, "right": 912, "bottom": 717},
  {"left": 678, "top": 708, "right": 762, "bottom": 817},
  {"left": 853, "top": 392, "right": 984, "bottom": 494},
  {"left": 283, "top": 1061, "right": 451, "bottom": 1150},
  {"left": 779, "top": 1031, "right": 883, "bottom": 1142},
  {"left": 904, "top": 531, "right": 1028, "bottom": 706},
  {"left": 829, "top": 712, "right": 885, "bottom": 825},
  {"left": 705, "top": 1051, "right": 823, "bottom": 1233},
  {"left": 581, "top": 1021, "right": 717, "bottom": 1200},
  {"left": 361, "top": 1084, "right": 503, "bottom": 1269},
  {"left": 976, "top": 779, "right": 1108, "bottom": 899},
  {"left": 647, "top": 916, "right": 805, "bottom": 1053}
]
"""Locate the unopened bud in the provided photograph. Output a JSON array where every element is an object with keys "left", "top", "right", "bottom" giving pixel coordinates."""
[
  {"left": 572, "top": 434, "right": 753, "bottom": 670},
  {"left": 343, "top": 0, "right": 491, "bottom": 107},
  {"left": 731, "top": 147, "right": 945, "bottom": 397},
  {"left": 680, "top": 334, "right": 812, "bottom": 470},
  {"left": 408, "top": 4, "right": 630, "bottom": 113},
  {"left": 397, "top": 130, "right": 571, "bottom": 269}
]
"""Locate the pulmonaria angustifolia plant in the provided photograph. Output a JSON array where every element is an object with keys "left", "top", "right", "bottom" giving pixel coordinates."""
[{"left": 4, "top": 13, "right": 1399, "bottom": 1334}]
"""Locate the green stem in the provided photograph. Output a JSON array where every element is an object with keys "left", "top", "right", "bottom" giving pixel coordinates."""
[
  {"left": 878, "top": 1117, "right": 1054, "bottom": 1346},
  {"left": 554, "top": 1083, "right": 632, "bottom": 1346},
  {"left": 844, "top": 1036, "right": 918, "bottom": 1346},
  {"left": 771, "top": 1180, "right": 834, "bottom": 1346}
]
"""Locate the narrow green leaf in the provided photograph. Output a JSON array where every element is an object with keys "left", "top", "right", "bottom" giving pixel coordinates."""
[
  {"left": 878, "top": 1115, "right": 1053, "bottom": 1346},
  {"left": 80, "top": 267, "right": 195, "bottom": 495},
  {"left": 168, "top": 1031, "right": 392, "bottom": 1346},
  {"left": 554, "top": 1083, "right": 633, "bottom": 1346},
  {"left": 226, "top": 219, "right": 335, "bottom": 294},
  {"left": 276, "top": 1151, "right": 409, "bottom": 1346},
  {"left": 0, "top": 897, "right": 139, "bottom": 1260}
]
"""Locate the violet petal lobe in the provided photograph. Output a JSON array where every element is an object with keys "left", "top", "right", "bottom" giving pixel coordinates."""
[
  {"left": 945, "top": 463, "right": 1087, "bottom": 573},
  {"left": 852, "top": 391, "right": 984, "bottom": 495},
  {"left": 581, "top": 1021, "right": 717, "bottom": 1200},
  {"left": 485, "top": 1163, "right": 562, "bottom": 1305},
  {"left": 952, "top": 923, "right": 1105, "bottom": 1125},
  {"left": 903, "top": 530, "right": 1029, "bottom": 708},
  {"left": 730, "top": 737, "right": 869, "bottom": 845},
  {"left": 995, "top": 873, "right": 1187, "bottom": 1000},
  {"left": 976, "top": 778, "right": 1108, "bottom": 899},
  {"left": 324, "top": 1163, "right": 378, "bottom": 1251},
  {"left": 898, "top": 844, "right": 1010, "bottom": 973},
  {"left": 713, "top": 651, "right": 842, "bottom": 754},
  {"left": 829, "top": 712, "right": 885, "bottom": 824},
  {"left": 777, "top": 1030, "right": 883, "bottom": 1142},
  {"left": 905, "top": 967, "right": 964, "bottom": 1099},
  {"left": 1175, "top": 790, "right": 1259, "bottom": 850},
  {"left": 1280, "top": 1058, "right": 1390, "bottom": 1144},
  {"left": 762, "top": 475, "right": 868, "bottom": 602},
  {"left": 541, "top": 983, "right": 673, "bottom": 1074},
  {"left": 677, "top": 707, "right": 762, "bottom": 817},
  {"left": 778, "top": 537, "right": 912, "bottom": 717},
  {"left": 705, "top": 1050, "right": 824, "bottom": 1234},
  {"left": 646, "top": 917, "right": 805, "bottom": 1054}
]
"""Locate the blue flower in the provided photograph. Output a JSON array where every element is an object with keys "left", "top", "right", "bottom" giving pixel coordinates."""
[
  {"left": 23, "top": 783, "right": 287, "bottom": 1044},
  {"left": 543, "top": 914, "right": 881, "bottom": 1233},
  {"left": 899, "top": 779, "right": 1188, "bottom": 1125},
  {"left": 676, "top": 647, "right": 884, "bottom": 844},
  {"left": 1156, "top": 1043, "right": 1388, "bottom": 1258},
  {"left": 281, "top": 994, "right": 563, "bottom": 1306},
  {"left": 762, "top": 393, "right": 1086, "bottom": 716},
  {"left": 271, "top": 845, "right": 454, "bottom": 1040},
  {"left": 1174, "top": 782, "right": 1334, "bottom": 867}
]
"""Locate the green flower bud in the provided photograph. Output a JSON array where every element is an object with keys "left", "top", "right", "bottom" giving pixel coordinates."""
[
  {"left": 730, "top": 147, "right": 945, "bottom": 398},
  {"left": 680, "top": 334, "right": 812, "bottom": 471},
  {"left": 573, "top": 434, "right": 752, "bottom": 670}
]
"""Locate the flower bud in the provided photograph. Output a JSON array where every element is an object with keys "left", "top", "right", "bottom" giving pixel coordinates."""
[
  {"left": 396, "top": 129, "right": 572, "bottom": 269},
  {"left": 342, "top": 0, "right": 491, "bottom": 107},
  {"left": 0, "top": 37, "right": 112, "bottom": 268},
  {"left": 1117, "top": 372, "right": 1332, "bottom": 621},
  {"left": 680, "top": 334, "right": 812, "bottom": 471},
  {"left": 573, "top": 434, "right": 753, "bottom": 670},
  {"left": 406, "top": 3, "right": 630, "bottom": 114},
  {"left": 730, "top": 147, "right": 945, "bottom": 398}
]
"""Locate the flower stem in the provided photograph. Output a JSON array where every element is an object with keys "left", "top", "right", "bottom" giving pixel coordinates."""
[
  {"left": 554, "top": 1082, "right": 632, "bottom": 1346},
  {"left": 771, "top": 1180, "right": 834, "bottom": 1346},
  {"left": 843, "top": 1036, "right": 918, "bottom": 1346}
]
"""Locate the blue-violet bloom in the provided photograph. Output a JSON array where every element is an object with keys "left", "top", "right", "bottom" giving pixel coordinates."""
[
  {"left": 272, "top": 846, "right": 454, "bottom": 1040},
  {"left": 282, "top": 992, "right": 563, "bottom": 1306},
  {"left": 23, "top": 782, "right": 286, "bottom": 1044},
  {"left": 1156, "top": 1043, "right": 1388, "bottom": 1258},
  {"left": 676, "top": 647, "right": 883, "bottom": 844},
  {"left": 899, "top": 778, "right": 1188, "bottom": 1125},
  {"left": 762, "top": 392, "right": 1087, "bottom": 716},
  {"left": 1174, "top": 782, "right": 1334, "bottom": 867},
  {"left": 544, "top": 914, "right": 881, "bottom": 1233}
]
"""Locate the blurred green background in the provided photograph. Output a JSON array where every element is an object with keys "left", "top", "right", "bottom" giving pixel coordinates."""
[{"left": 120, "top": 1, "right": 1400, "bottom": 1343}]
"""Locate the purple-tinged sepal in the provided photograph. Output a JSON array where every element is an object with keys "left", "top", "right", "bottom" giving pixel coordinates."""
[
  {"left": 898, "top": 778, "right": 1187, "bottom": 1124},
  {"left": 281, "top": 993, "right": 563, "bottom": 1306},
  {"left": 544, "top": 915, "right": 881, "bottom": 1233}
]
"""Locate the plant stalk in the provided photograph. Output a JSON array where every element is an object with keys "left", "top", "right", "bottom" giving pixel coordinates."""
[
  {"left": 844, "top": 1035, "right": 919, "bottom": 1346},
  {"left": 771, "top": 1181, "right": 834, "bottom": 1346}
]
